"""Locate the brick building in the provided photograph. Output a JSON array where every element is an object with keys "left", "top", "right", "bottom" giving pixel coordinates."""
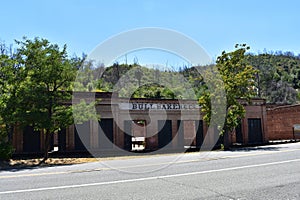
[
  {"left": 266, "top": 104, "right": 300, "bottom": 140},
  {"left": 12, "top": 92, "right": 268, "bottom": 154},
  {"left": 230, "top": 99, "right": 268, "bottom": 145}
]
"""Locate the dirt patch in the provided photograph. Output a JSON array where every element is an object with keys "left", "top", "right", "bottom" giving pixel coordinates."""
[
  {"left": 0, "top": 151, "right": 200, "bottom": 169},
  {"left": 0, "top": 158, "right": 98, "bottom": 169}
]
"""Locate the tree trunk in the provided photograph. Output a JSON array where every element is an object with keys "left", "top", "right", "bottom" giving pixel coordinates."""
[{"left": 40, "top": 130, "right": 53, "bottom": 164}]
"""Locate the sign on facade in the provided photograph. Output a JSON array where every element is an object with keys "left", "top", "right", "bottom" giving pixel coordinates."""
[{"left": 119, "top": 102, "right": 201, "bottom": 110}]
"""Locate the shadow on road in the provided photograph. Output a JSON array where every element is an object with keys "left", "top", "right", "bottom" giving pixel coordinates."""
[
  {"left": 228, "top": 140, "right": 300, "bottom": 152},
  {"left": 228, "top": 146, "right": 285, "bottom": 152}
]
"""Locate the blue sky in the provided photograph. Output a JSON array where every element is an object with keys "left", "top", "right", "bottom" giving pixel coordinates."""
[{"left": 1, "top": 0, "right": 300, "bottom": 66}]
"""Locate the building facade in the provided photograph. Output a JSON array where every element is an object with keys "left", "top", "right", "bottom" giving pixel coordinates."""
[
  {"left": 267, "top": 104, "right": 300, "bottom": 140},
  {"left": 12, "top": 93, "right": 268, "bottom": 154}
]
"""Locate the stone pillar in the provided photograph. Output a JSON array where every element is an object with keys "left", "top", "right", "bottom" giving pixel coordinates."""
[
  {"left": 261, "top": 104, "right": 268, "bottom": 143},
  {"left": 171, "top": 119, "right": 178, "bottom": 148},
  {"left": 90, "top": 120, "right": 99, "bottom": 149},
  {"left": 66, "top": 125, "right": 75, "bottom": 151},
  {"left": 146, "top": 119, "right": 158, "bottom": 150},
  {"left": 13, "top": 125, "right": 23, "bottom": 153},
  {"left": 40, "top": 129, "right": 45, "bottom": 151},
  {"left": 242, "top": 118, "right": 248, "bottom": 144}
]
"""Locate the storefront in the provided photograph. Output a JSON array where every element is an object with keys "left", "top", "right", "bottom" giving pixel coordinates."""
[{"left": 12, "top": 92, "right": 268, "bottom": 154}]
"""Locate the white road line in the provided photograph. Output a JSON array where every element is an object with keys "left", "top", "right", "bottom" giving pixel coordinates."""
[{"left": 1, "top": 158, "right": 300, "bottom": 195}]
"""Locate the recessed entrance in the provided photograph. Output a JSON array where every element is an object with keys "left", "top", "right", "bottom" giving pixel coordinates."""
[
  {"left": 23, "top": 126, "right": 41, "bottom": 153},
  {"left": 158, "top": 120, "right": 173, "bottom": 149},
  {"left": 74, "top": 121, "right": 90, "bottom": 151},
  {"left": 248, "top": 118, "right": 263, "bottom": 144},
  {"left": 123, "top": 120, "right": 146, "bottom": 151},
  {"left": 99, "top": 118, "right": 114, "bottom": 149},
  {"left": 132, "top": 120, "right": 146, "bottom": 151}
]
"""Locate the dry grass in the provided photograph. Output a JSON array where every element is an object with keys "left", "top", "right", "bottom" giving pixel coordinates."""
[
  {"left": 0, "top": 158, "right": 98, "bottom": 169},
  {"left": 18, "top": 157, "right": 97, "bottom": 165},
  {"left": 1, "top": 151, "right": 196, "bottom": 169}
]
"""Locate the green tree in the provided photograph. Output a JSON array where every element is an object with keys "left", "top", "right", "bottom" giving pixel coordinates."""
[
  {"left": 13, "top": 37, "right": 79, "bottom": 162},
  {"left": 199, "top": 44, "right": 257, "bottom": 148},
  {"left": 73, "top": 57, "right": 98, "bottom": 92},
  {"left": 0, "top": 42, "right": 16, "bottom": 160}
]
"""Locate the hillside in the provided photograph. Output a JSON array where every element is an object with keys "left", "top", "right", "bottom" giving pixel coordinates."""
[
  {"left": 77, "top": 52, "right": 300, "bottom": 104},
  {"left": 246, "top": 52, "right": 300, "bottom": 104}
]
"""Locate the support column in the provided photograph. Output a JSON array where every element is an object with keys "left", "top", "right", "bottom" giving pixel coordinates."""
[
  {"left": 171, "top": 120, "right": 178, "bottom": 148},
  {"left": 66, "top": 125, "right": 75, "bottom": 151},
  {"left": 146, "top": 119, "right": 158, "bottom": 150},
  {"left": 90, "top": 120, "right": 99, "bottom": 149},
  {"left": 13, "top": 125, "right": 23, "bottom": 153}
]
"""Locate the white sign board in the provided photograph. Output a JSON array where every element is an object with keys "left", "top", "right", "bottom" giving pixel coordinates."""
[
  {"left": 293, "top": 124, "right": 300, "bottom": 137},
  {"left": 293, "top": 124, "right": 300, "bottom": 131}
]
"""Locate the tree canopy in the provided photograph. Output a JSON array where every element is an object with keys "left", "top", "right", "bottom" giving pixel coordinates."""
[
  {"left": 0, "top": 42, "right": 16, "bottom": 160},
  {"left": 0, "top": 38, "right": 97, "bottom": 161},
  {"left": 199, "top": 44, "right": 257, "bottom": 148}
]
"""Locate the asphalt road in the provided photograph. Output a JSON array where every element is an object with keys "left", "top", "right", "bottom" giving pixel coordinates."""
[{"left": 1, "top": 142, "right": 300, "bottom": 200}]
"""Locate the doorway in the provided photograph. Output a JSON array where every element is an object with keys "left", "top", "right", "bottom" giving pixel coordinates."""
[{"left": 248, "top": 118, "right": 263, "bottom": 144}]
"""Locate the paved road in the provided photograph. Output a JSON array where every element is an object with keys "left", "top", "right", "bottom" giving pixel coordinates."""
[{"left": 1, "top": 142, "right": 300, "bottom": 200}]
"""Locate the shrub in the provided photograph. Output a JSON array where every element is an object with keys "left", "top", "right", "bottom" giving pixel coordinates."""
[{"left": 0, "top": 132, "right": 14, "bottom": 161}]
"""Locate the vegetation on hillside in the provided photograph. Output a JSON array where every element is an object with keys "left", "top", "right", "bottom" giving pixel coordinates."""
[
  {"left": 246, "top": 51, "right": 300, "bottom": 104},
  {"left": 77, "top": 50, "right": 300, "bottom": 104}
]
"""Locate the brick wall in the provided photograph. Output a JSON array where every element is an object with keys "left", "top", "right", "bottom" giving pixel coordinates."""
[{"left": 267, "top": 104, "right": 300, "bottom": 140}]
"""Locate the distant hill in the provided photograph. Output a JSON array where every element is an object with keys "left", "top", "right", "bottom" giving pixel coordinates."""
[
  {"left": 245, "top": 52, "right": 300, "bottom": 104},
  {"left": 78, "top": 52, "right": 300, "bottom": 104}
]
